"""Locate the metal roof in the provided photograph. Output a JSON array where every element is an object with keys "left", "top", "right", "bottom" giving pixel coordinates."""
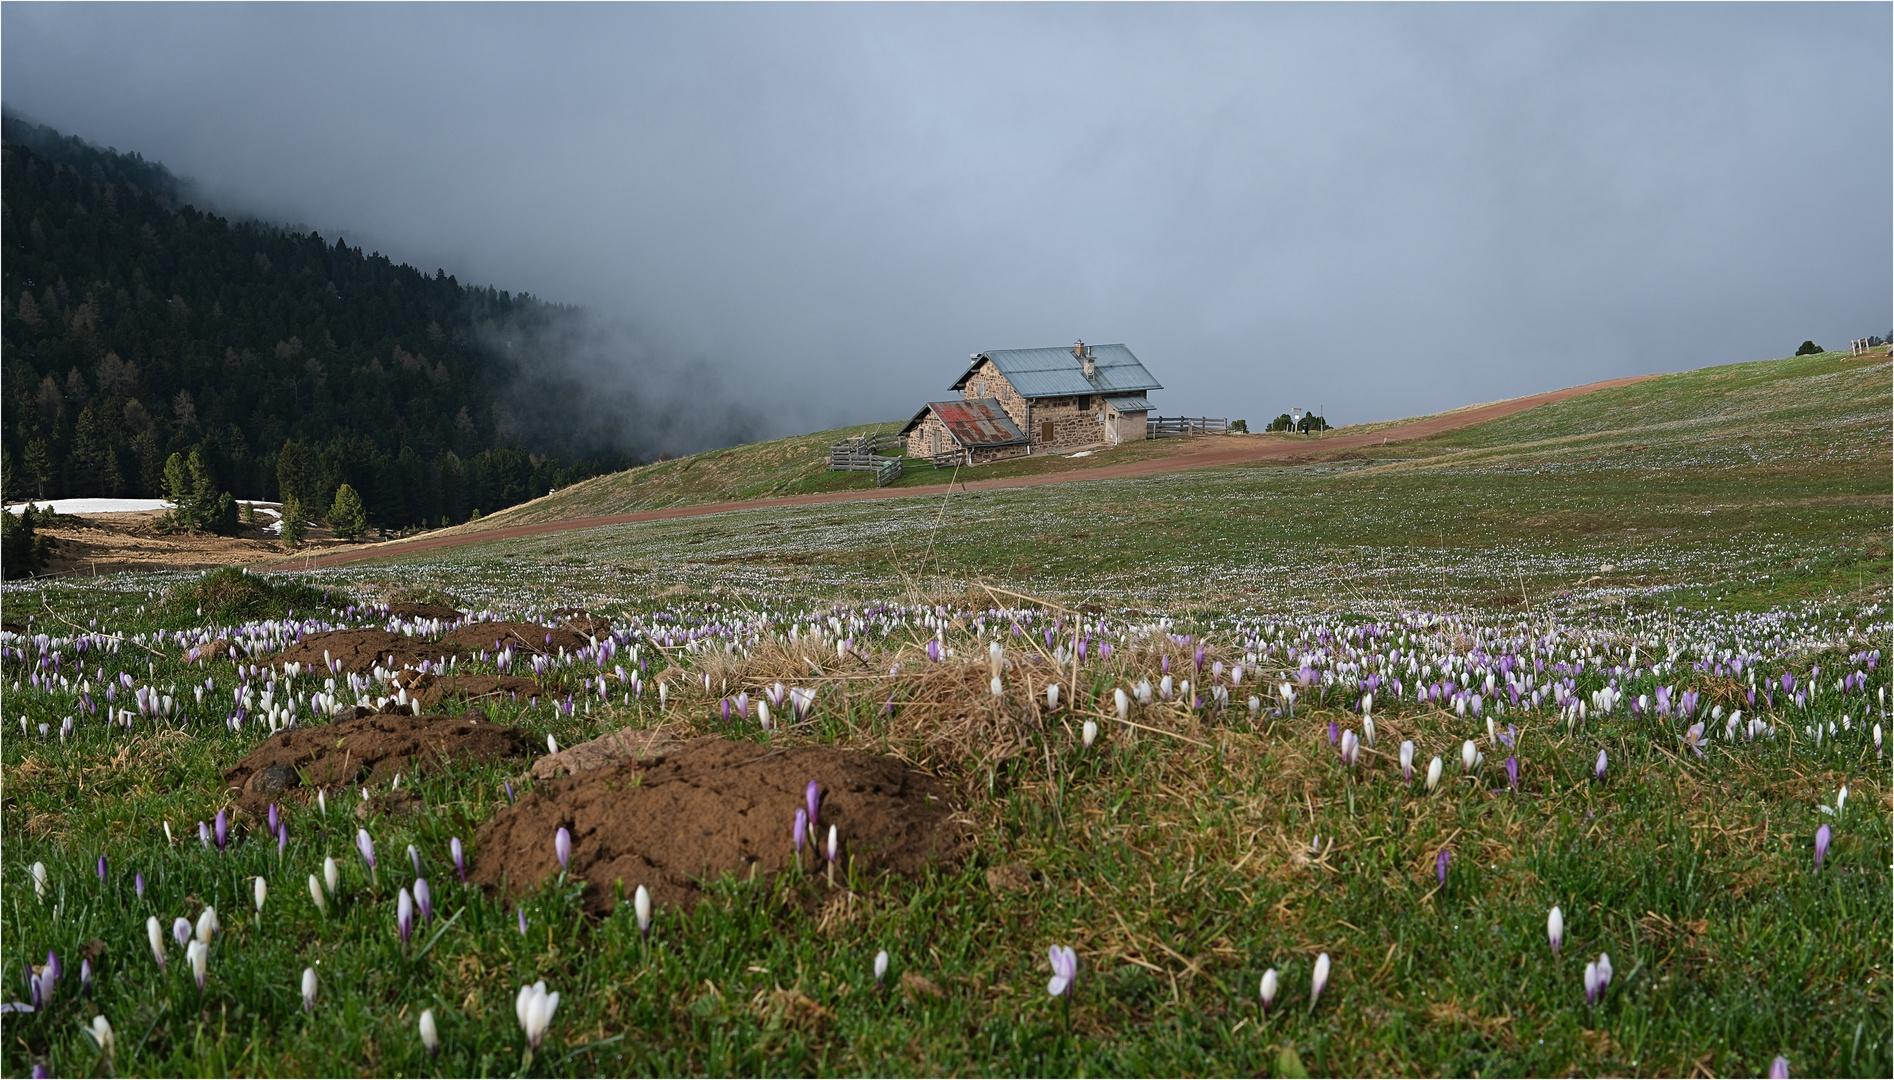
[
  {"left": 897, "top": 398, "right": 1027, "bottom": 446},
  {"left": 1102, "top": 395, "right": 1152, "bottom": 413},
  {"left": 951, "top": 343, "right": 1163, "bottom": 399}
]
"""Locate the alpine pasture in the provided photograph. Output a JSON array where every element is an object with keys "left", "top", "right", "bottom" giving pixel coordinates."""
[{"left": 3, "top": 349, "right": 1888, "bottom": 1077}]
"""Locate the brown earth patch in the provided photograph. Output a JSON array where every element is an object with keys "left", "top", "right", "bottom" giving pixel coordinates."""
[
  {"left": 223, "top": 712, "right": 534, "bottom": 819},
  {"left": 527, "top": 726, "right": 688, "bottom": 781},
  {"left": 469, "top": 737, "right": 969, "bottom": 916},
  {"left": 439, "top": 621, "right": 590, "bottom": 656},
  {"left": 273, "top": 628, "right": 461, "bottom": 673}
]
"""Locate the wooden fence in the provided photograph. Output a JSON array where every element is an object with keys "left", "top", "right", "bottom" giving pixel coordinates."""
[
  {"left": 1146, "top": 416, "right": 1230, "bottom": 438},
  {"left": 828, "top": 434, "right": 905, "bottom": 486}
]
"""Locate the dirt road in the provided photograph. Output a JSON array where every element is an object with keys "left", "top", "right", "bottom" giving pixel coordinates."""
[{"left": 267, "top": 374, "right": 1651, "bottom": 572}]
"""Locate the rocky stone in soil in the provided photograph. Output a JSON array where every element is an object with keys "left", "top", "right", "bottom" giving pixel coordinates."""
[
  {"left": 273, "top": 628, "right": 461, "bottom": 673},
  {"left": 439, "top": 621, "right": 590, "bottom": 656},
  {"left": 224, "top": 712, "right": 533, "bottom": 819},
  {"left": 469, "top": 737, "right": 969, "bottom": 915}
]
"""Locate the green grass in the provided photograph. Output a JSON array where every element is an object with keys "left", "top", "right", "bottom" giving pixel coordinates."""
[{"left": 4, "top": 349, "right": 1889, "bottom": 1076}]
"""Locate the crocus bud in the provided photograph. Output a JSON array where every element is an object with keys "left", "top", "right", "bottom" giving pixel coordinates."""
[
  {"left": 97, "top": 855, "right": 108, "bottom": 884},
  {"left": 1260, "top": 968, "right": 1279, "bottom": 1012},
  {"left": 990, "top": 676, "right": 1004, "bottom": 698},
  {"left": 86, "top": 1014, "right": 114, "bottom": 1062},
  {"left": 547, "top": 733, "right": 559, "bottom": 755},
  {"left": 1436, "top": 848, "right": 1450, "bottom": 886},
  {"left": 301, "top": 967, "right": 318, "bottom": 1011},
  {"left": 1115, "top": 688, "right": 1129, "bottom": 721},
  {"left": 634, "top": 884, "right": 652, "bottom": 937},
  {"left": 147, "top": 916, "right": 166, "bottom": 969},
  {"left": 874, "top": 950, "right": 890, "bottom": 985},
  {"left": 317, "top": 789, "right": 327, "bottom": 817},
  {"left": 1461, "top": 740, "right": 1479, "bottom": 773},
  {"left": 420, "top": 1008, "right": 440, "bottom": 1055},
  {"left": 1595, "top": 749, "right": 1607, "bottom": 781},
  {"left": 1046, "top": 684, "right": 1060, "bottom": 711},
  {"left": 308, "top": 874, "right": 329, "bottom": 916},
  {"left": 408, "top": 844, "right": 422, "bottom": 877},
  {"left": 793, "top": 808, "right": 808, "bottom": 855},
  {"left": 173, "top": 916, "right": 192, "bottom": 948},
  {"left": 1768, "top": 1055, "right": 1790, "bottom": 1079},
  {"left": 31, "top": 862, "right": 48, "bottom": 899},
  {"left": 397, "top": 887, "right": 415, "bottom": 945},
  {"left": 254, "top": 876, "right": 267, "bottom": 914},
  {"left": 186, "top": 940, "right": 209, "bottom": 991},
  {"left": 1309, "top": 952, "right": 1330, "bottom": 1012},
  {"left": 196, "top": 906, "right": 219, "bottom": 944},
  {"left": 1340, "top": 729, "right": 1360, "bottom": 767},
  {"left": 1815, "top": 824, "right": 1832, "bottom": 871},
  {"left": 806, "top": 781, "right": 821, "bottom": 828},
  {"left": 1505, "top": 756, "right": 1519, "bottom": 791},
  {"left": 214, "top": 811, "right": 229, "bottom": 851},
  {"left": 1547, "top": 906, "right": 1563, "bottom": 956},
  {"left": 1425, "top": 756, "right": 1443, "bottom": 792},
  {"left": 451, "top": 837, "right": 467, "bottom": 883},
  {"left": 356, "top": 829, "right": 377, "bottom": 882},
  {"left": 827, "top": 824, "right": 839, "bottom": 865},
  {"left": 554, "top": 827, "right": 572, "bottom": 871},
  {"left": 1584, "top": 960, "right": 1599, "bottom": 1004},
  {"left": 1399, "top": 741, "right": 1415, "bottom": 783},
  {"left": 1081, "top": 719, "right": 1098, "bottom": 749},
  {"left": 324, "top": 856, "right": 340, "bottom": 898},
  {"left": 415, "top": 878, "right": 432, "bottom": 924}
]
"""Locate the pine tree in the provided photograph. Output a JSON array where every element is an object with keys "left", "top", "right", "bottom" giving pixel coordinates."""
[
  {"left": 23, "top": 440, "right": 52, "bottom": 499},
  {"left": 328, "top": 483, "right": 367, "bottom": 541}
]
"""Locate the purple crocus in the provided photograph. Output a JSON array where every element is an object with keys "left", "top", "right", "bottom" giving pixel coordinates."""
[
  {"left": 97, "top": 856, "right": 108, "bottom": 883},
  {"left": 1594, "top": 749, "right": 1607, "bottom": 781},
  {"left": 1769, "top": 1056, "right": 1790, "bottom": 1079},
  {"left": 79, "top": 958, "right": 93, "bottom": 996},
  {"left": 805, "top": 781, "right": 821, "bottom": 829},
  {"left": 1046, "top": 945, "right": 1079, "bottom": 997},
  {"left": 198, "top": 821, "right": 211, "bottom": 848},
  {"left": 277, "top": 823, "right": 288, "bottom": 860},
  {"left": 172, "top": 917, "right": 192, "bottom": 948},
  {"left": 1505, "top": 756, "right": 1519, "bottom": 791},
  {"left": 518, "top": 908, "right": 528, "bottom": 937},
  {"left": 504, "top": 780, "right": 516, "bottom": 804},
  {"left": 793, "top": 808, "right": 808, "bottom": 857},
  {"left": 397, "top": 887, "right": 415, "bottom": 945},
  {"left": 555, "top": 827, "right": 572, "bottom": 871},
  {"left": 451, "top": 837, "right": 467, "bottom": 883},
  {"left": 1815, "top": 824, "right": 1831, "bottom": 871},
  {"left": 135, "top": 871, "right": 145, "bottom": 898},
  {"left": 268, "top": 804, "right": 281, "bottom": 836},
  {"left": 415, "top": 878, "right": 433, "bottom": 924},
  {"left": 214, "top": 811, "right": 229, "bottom": 851},
  {"left": 1327, "top": 720, "right": 1340, "bottom": 746},
  {"left": 1436, "top": 848, "right": 1450, "bottom": 887},
  {"left": 409, "top": 844, "right": 422, "bottom": 877}
]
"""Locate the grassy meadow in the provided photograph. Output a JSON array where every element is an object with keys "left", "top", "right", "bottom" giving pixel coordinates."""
[{"left": 2, "top": 350, "right": 1888, "bottom": 1077}]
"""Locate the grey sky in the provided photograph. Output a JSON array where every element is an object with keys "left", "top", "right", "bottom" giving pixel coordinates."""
[{"left": 5, "top": 3, "right": 1887, "bottom": 441}]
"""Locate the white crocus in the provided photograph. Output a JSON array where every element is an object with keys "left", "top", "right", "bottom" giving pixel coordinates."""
[
  {"left": 516, "top": 981, "right": 560, "bottom": 1050},
  {"left": 301, "top": 967, "right": 318, "bottom": 1010},
  {"left": 146, "top": 916, "right": 166, "bottom": 969},
  {"left": 195, "top": 906, "right": 220, "bottom": 944},
  {"left": 308, "top": 874, "right": 329, "bottom": 916},
  {"left": 1426, "top": 756, "right": 1444, "bottom": 792},
  {"left": 1081, "top": 719, "right": 1098, "bottom": 749},
  {"left": 186, "top": 940, "right": 209, "bottom": 990},
  {"left": 324, "top": 856, "right": 340, "bottom": 898},
  {"left": 634, "top": 884, "right": 653, "bottom": 938},
  {"left": 254, "top": 876, "right": 268, "bottom": 914},
  {"left": 420, "top": 1007, "right": 440, "bottom": 1055}
]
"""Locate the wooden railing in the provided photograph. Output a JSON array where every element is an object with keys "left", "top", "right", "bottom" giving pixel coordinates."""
[
  {"left": 1146, "top": 416, "right": 1229, "bottom": 438},
  {"left": 828, "top": 434, "right": 906, "bottom": 487},
  {"left": 929, "top": 450, "right": 964, "bottom": 469}
]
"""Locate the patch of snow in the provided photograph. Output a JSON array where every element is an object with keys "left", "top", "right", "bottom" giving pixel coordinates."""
[
  {"left": 1068, "top": 450, "right": 1095, "bottom": 459},
  {"left": 4, "top": 498, "right": 172, "bottom": 516}
]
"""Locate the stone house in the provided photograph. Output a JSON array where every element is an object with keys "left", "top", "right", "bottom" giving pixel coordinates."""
[{"left": 901, "top": 341, "right": 1161, "bottom": 464}]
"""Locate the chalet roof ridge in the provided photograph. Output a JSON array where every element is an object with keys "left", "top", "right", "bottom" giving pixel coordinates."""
[{"left": 951, "top": 342, "right": 1163, "bottom": 399}]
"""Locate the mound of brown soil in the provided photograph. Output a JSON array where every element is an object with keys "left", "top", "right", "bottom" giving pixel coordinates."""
[
  {"left": 440, "top": 621, "right": 590, "bottom": 656},
  {"left": 224, "top": 712, "right": 533, "bottom": 819},
  {"left": 386, "top": 602, "right": 466, "bottom": 621},
  {"left": 390, "top": 670, "right": 545, "bottom": 707},
  {"left": 273, "top": 629, "right": 461, "bottom": 673},
  {"left": 469, "top": 737, "right": 968, "bottom": 915}
]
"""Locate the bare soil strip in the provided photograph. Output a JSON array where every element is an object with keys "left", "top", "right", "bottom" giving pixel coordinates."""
[{"left": 269, "top": 375, "right": 1650, "bottom": 571}]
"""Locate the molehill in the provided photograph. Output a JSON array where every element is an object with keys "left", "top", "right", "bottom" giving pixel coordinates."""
[
  {"left": 224, "top": 712, "right": 533, "bottom": 819},
  {"left": 469, "top": 737, "right": 969, "bottom": 916}
]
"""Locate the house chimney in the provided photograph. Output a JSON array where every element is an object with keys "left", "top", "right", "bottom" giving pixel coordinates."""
[{"left": 1075, "top": 339, "right": 1096, "bottom": 378}]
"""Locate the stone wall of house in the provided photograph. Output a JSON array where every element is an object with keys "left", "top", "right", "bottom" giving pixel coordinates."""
[
  {"left": 1025, "top": 393, "right": 1113, "bottom": 450},
  {"left": 905, "top": 413, "right": 954, "bottom": 460},
  {"left": 961, "top": 360, "right": 1032, "bottom": 429},
  {"left": 969, "top": 442, "right": 1030, "bottom": 465}
]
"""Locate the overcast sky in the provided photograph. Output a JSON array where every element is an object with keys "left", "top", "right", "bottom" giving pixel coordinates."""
[{"left": 5, "top": 3, "right": 1887, "bottom": 439}]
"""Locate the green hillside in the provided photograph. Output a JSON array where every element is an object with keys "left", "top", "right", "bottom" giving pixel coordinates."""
[{"left": 0, "top": 120, "right": 621, "bottom": 528}]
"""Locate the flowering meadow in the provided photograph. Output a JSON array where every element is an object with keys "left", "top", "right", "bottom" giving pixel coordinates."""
[{"left": 2, "top": 352, "right": 1888, "bottom": 1076}]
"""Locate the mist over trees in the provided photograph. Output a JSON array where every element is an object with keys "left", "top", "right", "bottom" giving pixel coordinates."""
[{"left": 0, "top": 116, "right": 659, "bottom": 529}]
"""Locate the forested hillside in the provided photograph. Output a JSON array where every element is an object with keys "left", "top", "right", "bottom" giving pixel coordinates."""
[{"left": 0, "top": 118, "right": 624, "bottom": 529}]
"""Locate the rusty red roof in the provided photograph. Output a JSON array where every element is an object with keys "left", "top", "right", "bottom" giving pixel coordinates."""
[{"left": 899, "top": 398, "right": 1027, "bottom": 446}]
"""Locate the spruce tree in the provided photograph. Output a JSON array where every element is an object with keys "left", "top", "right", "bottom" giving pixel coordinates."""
[
  {"left": 328, "top": 483, "right": 367, "bottom": 541},
  {"left": 279, "top": 495, "right": 304, "bottom": 548}
]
